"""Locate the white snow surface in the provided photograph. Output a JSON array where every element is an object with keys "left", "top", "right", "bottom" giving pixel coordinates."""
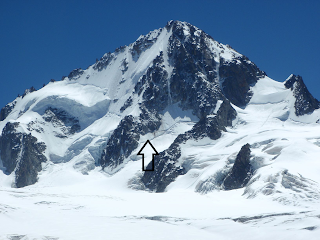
[{"left": 1, "top": 23, "right": 320, "bottom": 239}]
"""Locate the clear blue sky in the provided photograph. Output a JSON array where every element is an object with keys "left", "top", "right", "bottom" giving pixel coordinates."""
[{"left": 1, "top": 0, "right": 319, "bottom": 108}]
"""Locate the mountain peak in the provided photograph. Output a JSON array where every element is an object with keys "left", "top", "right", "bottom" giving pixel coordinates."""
[
  {"left": 1, "top": 21, "right": 319, "bottom": 197},
  {"left": 284, "top": 74, "right": 319, "bottom": 115},
  {"left": 165, "top": 20, "right": 187, "bottom": 28},
  {"left": 166, "top": 20, "right": 207, "bottom": 42}
]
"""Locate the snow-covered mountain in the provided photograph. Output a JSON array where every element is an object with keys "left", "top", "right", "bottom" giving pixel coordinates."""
[{"left": 1, "top": 21, "right": 320, "bottom": 239}]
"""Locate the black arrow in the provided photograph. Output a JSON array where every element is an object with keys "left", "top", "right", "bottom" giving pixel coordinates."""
[{"left": 137, "top": 140, "right": 158, "bottom": 171}]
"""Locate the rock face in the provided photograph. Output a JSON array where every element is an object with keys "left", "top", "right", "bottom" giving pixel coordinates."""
[
  {"left": 0, "top": 122, "right": 47, "bottom": 187},
  {"left": 166, "top": 22, "right": 223, "bottom": 118},
  {"left": 68, "top": 68, "right": 84, "bottom": 80},
  {"left": 285, "top": 74, "right": 319, "bottom": 116},
  {"left": 43, "top": 107, "right": 81, "bottom": 136},
  {"left": 222, "top": 143, "right": 253, "bottom": 190},
  {"left": 0, "top": 101, "right": 16, "bottom": 121},
  {"left": 100, "top": 115, "right": 142, "bottom": 170},
  {"left": 220, "top": 56, "right": 266, "bottom": 107},
  {"left": 0, "top": 122, "right": 22, "bottom": 174}
]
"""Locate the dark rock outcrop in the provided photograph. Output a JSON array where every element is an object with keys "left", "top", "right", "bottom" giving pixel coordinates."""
[
  {"left": 167, "top": 21, "right": 266, "bottom": 110},
  {"left": 141, "top": 140, "right": 185, "bottom": 192},
  {"left": 120, "top": 97, "right": 133, "bottom": 113},
  {"left": 220, "top": 56, "right": 266, "bottom": 107},
  {"left": 93, "top": 52, "right": 114, "bottom": 71},
  {"left": 138, "top": 52, "right": 171, "bottom": 112},
  {"left": 100, "top": 115, "right": 141, "bottom": 170},
  {"left": 130, "top": 29, "right": 162, "bottom": 61},
  {"left": 284, "top": 74, "right": 319, "bottom": 116},
  {"left": 100, "top": 108, "right": 162, "bottom": 171},
  {"left": 22, "top": 86, "right": 36, "bottom": 98},
  {"left": 0, "top": 122, "right": 22, "bottom": 173},
  {"left": 68, "top": 68, "right": 84, "bottom": 80},
  {"left": 0, "top": 122, "right": 47, "bottom": 187},
  {"left": 222, "top": 143, "right": 253, "bottom": 190},
  {"left": 14, "top": 134, "right": 47, "bottom": 188},
  {"left": 0, "top": 101, "right": 16, "bottom": 121},
  {"left": 167, "top": 22, "right": 223, "bottom": 119},
  {"left": 43, "top": 107, "right": 81, "bottom": 135}
]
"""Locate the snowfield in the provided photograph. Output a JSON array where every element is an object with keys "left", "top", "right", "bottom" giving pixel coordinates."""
[{"left": 0, "top": 180, "right": 319, "bottom": 239}]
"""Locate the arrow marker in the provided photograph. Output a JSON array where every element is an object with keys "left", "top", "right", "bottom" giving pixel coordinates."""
[{"left": 137, "top": 140, "right": 158, "bottom": 171}]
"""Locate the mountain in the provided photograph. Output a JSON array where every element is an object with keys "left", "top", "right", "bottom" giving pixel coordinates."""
[{"left": 1, "top": 20, "right": 320, "bottom": 239}]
